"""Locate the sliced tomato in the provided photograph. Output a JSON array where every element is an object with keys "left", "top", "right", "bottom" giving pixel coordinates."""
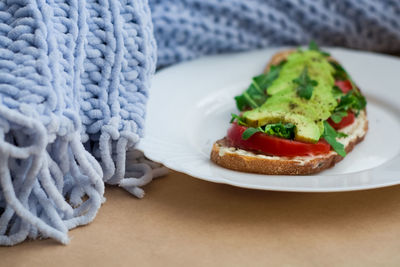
[
  {"left": 328, "top": 111, "right": 355, "bottom": 130},
  {"left": 227, "top": 123, "right": 331, "bottom": 157},
  {"left": 335, "top": 80, "right": 353, "bottom": 93}
]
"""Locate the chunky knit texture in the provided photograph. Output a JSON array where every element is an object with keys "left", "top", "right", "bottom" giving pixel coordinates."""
[
  {"left": 1, "top": 0, "right": 400, "bottom": 246},
  {"left": 150, "top": 0, "right": 400, "bottom": 67},
  {"left": 0, "top": 0, "right": 159, "bottom": 246}
]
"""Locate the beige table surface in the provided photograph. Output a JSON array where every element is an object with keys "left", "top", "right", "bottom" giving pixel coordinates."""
[{"left": 1, "top": 170, "right": 400, "bottom": 266}]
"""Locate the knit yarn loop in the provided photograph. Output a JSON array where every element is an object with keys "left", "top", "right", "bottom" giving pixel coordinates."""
[{"left": 0, "top": 0, "right": 158, "bottom": 245}]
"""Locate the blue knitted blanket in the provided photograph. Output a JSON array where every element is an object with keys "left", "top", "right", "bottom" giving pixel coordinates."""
[
  {"left": 0, "top": 0, "right": 158, "bottom": 245},
  {"left": 1, "top": 0, "right": 399, "bottom": 245}
]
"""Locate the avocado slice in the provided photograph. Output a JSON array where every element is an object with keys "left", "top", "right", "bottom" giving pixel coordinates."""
[
  {"left": 242, "top": 50, "right": 337, "bottom": 143},
  {"left": 243, "top": 110, "right": 321, "bottom": 143}
]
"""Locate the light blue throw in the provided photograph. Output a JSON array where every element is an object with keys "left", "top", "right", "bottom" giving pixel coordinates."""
[
  {"left": 151, "top": 0, "right": 400, "bottom": 67},
  {"left": 0, "top": 0, "right": 399, "bottom": 245},
  {"left": 0, "top": 0, "right": 157, "bottom": 245}
]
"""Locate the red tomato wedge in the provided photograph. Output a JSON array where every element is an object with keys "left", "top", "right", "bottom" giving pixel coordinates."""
[
  {"left": 227, "top": 123, "right": 331, "bottom": 157},
  {"left": 335, "top": 80, "right": 353, "bottom": 93},
  {"left": 329, "top": 79, "right": 356, "bottom": 129},
  {"left": 328, "top": 111, "right": 355, "bottom": 130}
]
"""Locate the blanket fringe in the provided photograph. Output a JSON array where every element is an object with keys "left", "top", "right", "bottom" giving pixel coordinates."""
[
  {"left": 0, "top": 107, "right": 104, "bottom": 246},
  {"left": 96, "top": 119, "right": 168, "bottom": 198}
]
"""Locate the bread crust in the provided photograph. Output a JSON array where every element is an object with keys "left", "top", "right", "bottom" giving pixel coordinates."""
[
  {"left": 264, "top": 49, "right": 295, "bottom": 72},
  {"left": 211, "top": 49, "right": 368, "bottom": 175},
  {"left": 210, "top": 115, "right": 367, "bottom": 175}
]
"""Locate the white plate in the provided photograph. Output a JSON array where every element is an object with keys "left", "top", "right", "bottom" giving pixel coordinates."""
[{"left": 137, "top": 47, "right": 400, "bottom": 192}]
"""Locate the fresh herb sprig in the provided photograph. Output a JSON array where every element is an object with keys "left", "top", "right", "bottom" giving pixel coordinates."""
[
  {"left": 332, "top": 85, "right": 344, "bottom": 100},
  {"left": 329, "top": 55, "right": 366, "bottom": 121},
  {"left": 308, "top": 40, "right": 330, "bottom": 57},
  {"left": 242, "top": 127, "right": 262, "bottom": 140},
  {"left": 293, "top": 66, "right": 318, "bottom": 100},
  {"left": 234, "top": 62, "right": 284, "bottom": 111},
  {"left": 330, "top": 61, "right": 348, "bottom": 81},
  {"left": 242, "top": 122, "right": 296, "bottom": 140},
  {"left": 322, "top": 121, "right": 347, "bottom": 157},
  {"left": 330, "top": 110, "right": 348, "bottom": 123},
  {"left": 330, "top": 89, "right": 367, "bottom": 122},
  {"left": 339, "top": 90, "right": 366, "bottom": 113},
  {"left": 230, "top": 113, "right": 246, "bottom": 125}
]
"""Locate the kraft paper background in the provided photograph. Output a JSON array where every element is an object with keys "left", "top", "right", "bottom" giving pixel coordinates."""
[{"left": 1, "top": 170, "right": 400, "bottom": 266}]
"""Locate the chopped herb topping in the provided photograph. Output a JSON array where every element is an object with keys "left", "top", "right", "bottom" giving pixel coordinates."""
[{"left": 293, "top": 66, "right": 318, "bottom": 100}]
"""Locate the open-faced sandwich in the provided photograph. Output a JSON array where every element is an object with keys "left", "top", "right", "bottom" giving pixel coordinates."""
[{"left": 211, "top": 42, "right": 368, "bottom": 175}]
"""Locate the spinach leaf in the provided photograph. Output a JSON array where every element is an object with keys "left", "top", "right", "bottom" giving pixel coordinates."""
[
  {"left": 235, "top": 63, "right": 284, "bottom": 111},
  {"left": 293, "top": 66, "right": 318, "bottom": 100},
  {"left": 322, "top": 121, "right": 346, "bottom": 157}
]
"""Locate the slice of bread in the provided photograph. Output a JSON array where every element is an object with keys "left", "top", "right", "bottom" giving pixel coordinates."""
[
  {"left": 211, "top": 110, "right": 368, "bottom": 175},
  {"left": 211, "top": 48, "right": 368, "bottom": 175}
]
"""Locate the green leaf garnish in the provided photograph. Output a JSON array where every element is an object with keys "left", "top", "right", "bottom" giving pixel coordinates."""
[
  {"left": 230, "top": 113, "right": 246, "bottom": 126},
  {"left": 330, "top": 110, "right": 348, "bottom": 123},
  {"left": 264, "top": 123, "right": 296, "bottom": 139},
  {"left": 322, "top": 121, "right": 346, "bottom": 157},
  {"left": 293, "top": 66, "right": 318, "bottom": 100},
  {"left": 235, "top": 62, "right": 285, "bottom": 111},
  {"left": 336, "top": 132, "right": 348, "bottom": 138},
  {"left": 241, "top": 123, "right": 296, "bottom": 140},
  {"left": 308, "top": 40, "right": 319, "bottom": 51},
  {"left": 330, "top": 61, "right": 348, "bottom": 81},
  {"left": 242, "top": 127, "right": 262, "bottom": 140},
  {"left": 332, "top": 85, "right": 344, "bottom": 99},
  {"left": 308, "top": 40, "right": 330, "bottom": 56},
  {"left": 330, "top": 61, "right": 367, "bottom": 116},
  {"left": 333, "top": 90, "right": 367, "bottom": 116}
]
